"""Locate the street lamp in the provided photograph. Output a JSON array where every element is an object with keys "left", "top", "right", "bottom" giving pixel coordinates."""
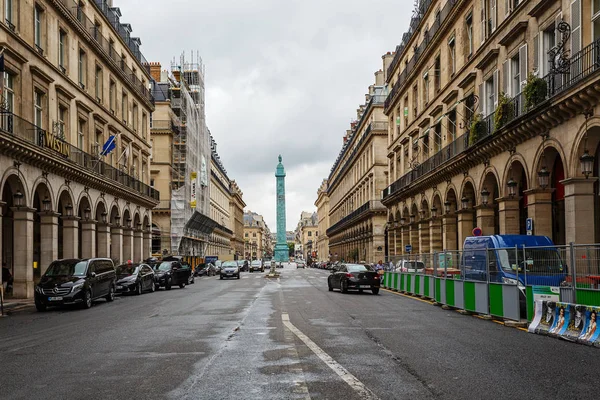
[
  {"left": 137, "top": 222, "right": 142, "bottom": 231},
  {"left": 419, "top": 209, "right": 426, "bottom": 219},
  {"left": 444, "top": 200, "right": 451, "bottom": 214},
  {"left": 409, "top": 214, "right": 415, "bottom": 224},
  {"left": 538, "top": 166, "right": 550, "bottom": 190},
  {"left": 84, "top": 207, "right": 91, "bottom": 221},
  {"left": 13, "top": 190, "right": 24, "bottom": 208},
  {"left": 126, "top": 217, "right": 132, "bottom": 228},
  {"left": 581, "top": 111, "right": 595, "bottom": 179},
  {"left": 461, "top": 196, "right": 469, "bottom": 210},
  {"left": 42, "top": 195, "right": 51, "bottom": 212},
  {"left": 481, "top": 187, "right": 490, "bottom": 206},
  {"left": 507, "top": 178, "right": 517, "bottom": 198},
  {"left": 115, "top": 213, "right": 121, "bottom": 226},
  {"left": 65, "top": 203, "right": 73, "bottom": 217},
  {"left": 400, "top": 216, "right": 406, "bottom": 225},
  {"left": 146, "top": 223, "right": 151, "bottom": 233},
  {"left": 431, "top": 206, "right": 438, "bottom": 219},
  {"left": 101, "top": 211, "right": 108, "bottom": 224}
]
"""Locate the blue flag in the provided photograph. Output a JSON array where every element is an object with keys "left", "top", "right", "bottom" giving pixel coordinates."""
[{"left": 100, "top": 135, "right": 116, "bottom": 156}]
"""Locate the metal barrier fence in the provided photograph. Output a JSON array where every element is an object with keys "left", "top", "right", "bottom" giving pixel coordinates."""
[{"left": 382, "top": 244, "right": 600, "bottom": 322}]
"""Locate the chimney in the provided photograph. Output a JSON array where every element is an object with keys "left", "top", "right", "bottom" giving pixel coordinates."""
[
  {"left": 382, "top": 51, "right": 395, "bottom": 81},
  {"left": 149, "top": 61, "right": 161, "bottom": 82},
  {"left": 365, "top": 93, "right": 371, "bottom": 103},
  {"left": 375, "top": 69, "right": 384, "bottom": 86},
  {"left": 369, "top": 85, "right": 375, "bottom": 96}
]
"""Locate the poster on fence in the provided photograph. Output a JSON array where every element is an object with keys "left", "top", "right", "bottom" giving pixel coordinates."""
[
  {"left": 548, "top": 302, "right": 570, "bottom": 336},
  {"left": 563, "top": 305, "right": 586, "bottom": 341},
  {"left": 529, "top": 300, "right": 556, "bottom": 334},
  {"left": 578, "top": 306, "right": 600, "bottom": 345}
]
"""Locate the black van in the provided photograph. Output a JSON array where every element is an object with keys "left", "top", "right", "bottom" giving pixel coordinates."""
[
  {"left": 34, "top": 258, "right": 116, "bottom": 311},
  {"left": 153, "top": 260, "right": 191, "bottom": 290}
]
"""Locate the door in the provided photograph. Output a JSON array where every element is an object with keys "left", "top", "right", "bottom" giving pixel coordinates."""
[
  {"left": 143, "top": 265, "right": 153, "bottom": 290},
  {"left": 88, "top": 262, "right": 99, "bottom": 298},
  {"left": 172, "top": 262, "right": 183, "bottom": 284},
  {"left": 336, "top": 266, "right": 347, "bottom": 288}
]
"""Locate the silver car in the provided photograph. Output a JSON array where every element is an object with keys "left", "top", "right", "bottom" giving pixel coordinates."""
[{"left": 249, "top": 260, "right": 264, "bottom": 273}]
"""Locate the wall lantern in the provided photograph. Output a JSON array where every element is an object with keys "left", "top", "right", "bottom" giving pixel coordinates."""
[
  {"left": 444, "top": 200, "right": 451, "bottom": 214},
  {"left": 507, "top": 178, "right": 517, "bottom": 198},
  {"left": 461, "top": 196, "right": 469, "bottom": 210},
  {"left": 42, "top": 195, "right": 51, "bottom": 212},
  {"left": 84, "top": 207, "right": 91, "bottom": 221},
  {"left": 431, "top": 206, "right": 438, "bottom": 219},
  {"left": 65, "top": 203, "right": 73, "bottom": 217},
  {"left": 481, "top": 187, "right": 490, "bottom": 206},
  {"left": 13, "top": 190, "right": 24, "bottom": 208}
]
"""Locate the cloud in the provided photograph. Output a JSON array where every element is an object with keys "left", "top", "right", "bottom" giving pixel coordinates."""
[{"left": 119, "top": 0, "right": 412, "bottom": 230}]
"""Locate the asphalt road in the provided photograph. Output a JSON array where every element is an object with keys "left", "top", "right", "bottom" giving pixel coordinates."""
[{"left": 1, "top": 263, "right": 599, "bottom": 400}]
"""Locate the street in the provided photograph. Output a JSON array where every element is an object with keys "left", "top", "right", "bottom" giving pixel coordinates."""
[{"left": 1, "top": 264, "right": 599, "bottom": 400}]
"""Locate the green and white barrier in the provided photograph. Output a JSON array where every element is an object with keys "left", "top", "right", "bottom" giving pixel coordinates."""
[
  {"left": 488, "top": 283, "right": 520, "bottom": 321},
  {"left": 463, "top": 280, "right": 489, "bottom": 315}
]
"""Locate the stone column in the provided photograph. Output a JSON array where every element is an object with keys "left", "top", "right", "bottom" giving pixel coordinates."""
[
  {"left": 524, "top": 189, "right": 553, "bottom": 238},
  {"left": 0, "top": 201, "right": 5, "bottom": 282},
  {"left": 81, "top": 220, "right": 97, "bottom": 259},
  {"left": 96, "top": 224, "right": 111, "bottom": 258},
  {"left": 442, "top": 214, "right": 458, "bottom": 250},
  {"left": 39, "top": 212, "right": 59, "bottom": 275},
  {"left": 133, "top": 229, "right": 143, "bottom": 262},
  {"left": 111, "top": 226, "right": 123, "bottom": 264},
  {"left": 419, "top": 220, "right": 430, "bottom": 254},
  {"left": 476, "top": 206, "right": 496, "bottom": 236},
  {"left": 143, "top": 230, "right": 152, "bottom": 260},
  {"left": 497, "top": 197, "right": 521, "bottom": 235},
  {"left": 401, "top": 226, "right": 409, "bottom": 254},
  {"left": 62, "top": 217, "right": 80, "bottom": 259},
  {"left": 395, "top": 227, "right": 403, "bottom": 257},
  {"left": 429, "top": 218, "right": 443, "bottom": 253},
  {"left": 12, "top": 208, "right": 34, "bottom": 299},
  {"left": 457, "top": 210, "right": 474, "bottom": 250},
  {"left": 123, "top": 228, "right": 133, "bottom": 262},
  {"left": 562, "top": 178, "right": 598, "bottom": 244},
  {"left": 409, "top": 224, "right": 420, "bottom": 254}
]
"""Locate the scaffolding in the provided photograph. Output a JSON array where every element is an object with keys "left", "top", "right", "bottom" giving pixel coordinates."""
[{"left": 169, "top": 51, "right": 211, "bottom": 256}]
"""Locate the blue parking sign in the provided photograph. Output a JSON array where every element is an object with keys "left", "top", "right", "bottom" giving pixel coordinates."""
[
  {"left": 405, "top": 244, "right": 412, "bottom": 253},
  {"left": 526, "top": 218, "right": 533, "bottom": 235}
]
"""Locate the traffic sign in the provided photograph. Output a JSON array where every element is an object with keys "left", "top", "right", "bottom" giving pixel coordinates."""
[
  {"left": 472, "top": 227, "right": 483, "bottom": 236},
  {"left": 405, "top": 244, "right": 412, "bottom": 253},
  {"left": 526, "top": 218, "right": 533, "bottom": 235}
]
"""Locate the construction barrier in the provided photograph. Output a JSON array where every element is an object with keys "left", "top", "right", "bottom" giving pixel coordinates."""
[{"left": 529, "top": 300, "right": 600, "bottom": 346}]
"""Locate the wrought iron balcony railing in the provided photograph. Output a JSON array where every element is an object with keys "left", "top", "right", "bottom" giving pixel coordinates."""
[
  {"left": 326, "top": 200, "right": 386, "bottom": 237},
  {"left": 382, "top": 38, "right": 600, "bottom": 201},
  {"left": 0, "top": 110, "right": 159, "bottom": 201}
]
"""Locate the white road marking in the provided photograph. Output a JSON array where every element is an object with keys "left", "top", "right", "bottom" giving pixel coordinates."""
[{"left": 281, "top": 313, "right": 380, "bottom": 400}]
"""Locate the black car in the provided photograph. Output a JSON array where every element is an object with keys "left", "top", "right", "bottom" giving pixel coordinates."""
[
  {"left": 181, "top": 262, "right": 195, "bottom": 284},
  {"left": 153, "top": 261, "right": 191, "bottom": 290},
  {"left": 328, "top": 264, "right": 380, "bottom": 295},
  {"left": 115, "top": 263, "right": 155, "bottom": 295},
  {"left": 237, "top": 259, "right": 249, "bottom": 272},
  {"left": 34, "top": 258, "right": 116, "bottom": 311},
  {"left": 195, "top": 263, "right": 215, "bottom": 277},
  {"left": 220, "top": 261, "right": 240, "bottom": 279}
]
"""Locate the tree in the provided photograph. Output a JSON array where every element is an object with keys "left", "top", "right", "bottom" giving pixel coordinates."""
[{"left": 288, "top": 243, "right": 295, "bottom": 257}]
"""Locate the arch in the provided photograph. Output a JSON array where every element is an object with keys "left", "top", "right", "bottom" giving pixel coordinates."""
[
  {"left": 388, "top": 212, "right": 394, "bottom": 223},
  {"left": 133, "top": 210, "right": 141, "bottom": 230},
  {"left": 568, "top": 115, "right": 600, "bottom": 178},
  {"left": 394, "top": 209, "right": 401, "bottom": 221},
  {"left": 431, "top": 192, "right": 443, "bottom": 213},
  {"left": 143, "top": 214, "right": 150, "bottom": 229},
  {"left": 459, "top": 176, "right": 477, "bottom": 203},
  {"left": 477, "top": 166, "right": 502, "bottom": 202},
  {"left": 531, "top": 139, "right": 569, "bottom": 188},
  {"left": 31, "top": 176, "right": 56, "bottom": 211},
  {"left": 410, "top": 203, "right": 420, "bottom": 222},
  {"left": 109, "top": 203, "right": 121, "bottom": 225},
  {"left": 445, "top": 186, "right": 458, "bottom": 213},
  {"left": 0, "top": 168, "right": 30, "bottom": 208},
  {"left": 77, "top": 194, "right": 93, "bottom": 220},
  {"left": 122, "top": 208, "right": 132, "bottom": 227},
  {"left": 501, "top": 154, "right": 530, "bottom": 191},
  {"left": 420, "top": 197, "right": 430, "bottom": 219},
  {"left": 94, "top": 198, "right": 108, "bottom": 222}
]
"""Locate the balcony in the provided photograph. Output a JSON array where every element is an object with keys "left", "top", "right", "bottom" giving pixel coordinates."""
[
  {"left": 382, "top": 38, "right": 600, "bottom": 202},
  {"left": 154, "top": 200, "right": 171, "bottom": 210},
  {"left": 54, "top": 0, "right": 153, "bottom": 105},
  {"left": 326, "top": 200, "right": 386, "bottom": 237},
  {"left": 0, "top": 110, "right": 159, "bottom": 202},
  {"left": 385, "top": 0, "right": 459, "bottom": 112}
]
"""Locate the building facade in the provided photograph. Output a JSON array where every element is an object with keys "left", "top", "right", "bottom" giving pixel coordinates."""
[
  {"left": 381, "top": 0, "right": 600, "bottom": 257},
  {"left": 294, "top": 211, "right": 319, "bottom": 260},
  {"left": 229, "top": 181, "right": 246, "bottom": 259},
  {"left": 243, "top": 211, "right": 271, "bottom": 260},
  {"left": 0, "top": 0, "right": 158, "bottom": 298},
  {"left": 323, "top": 75, "right": 389, "bottom": 263},
  {"left": 314, "top": 179, "right": 330, "bottom": 262}
]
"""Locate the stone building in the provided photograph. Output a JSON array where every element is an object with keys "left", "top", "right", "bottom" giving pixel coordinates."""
[
  {"left": 324, "top": 75, "right": 389, "bottom": 263},
  {"left": 381, "top": 0, "right": 600, "bottom": 257},
  {"left": 314, "top": 179, "right": 330, "bottom": 262},
  {"left": 243, "top": 211, "right": 270, "bottom": 260},
  {"left": 294, "top": 211, "right": 319, "bottom": 260},
  {"left": 0, "top": 0, "right": 157, "bottom": 298},
  {"left": 229, "top": 181, "right": 246, "bottom": 259}
]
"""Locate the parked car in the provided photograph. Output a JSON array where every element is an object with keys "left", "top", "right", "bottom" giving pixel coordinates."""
[
  {"left": 264, "top": 260, "right": 272, "bottom": 269},
  {"left": 328, "top": 263, "right": 380, "bottom": 295},
  {"left": 238, "top": 259, "right": 249, "bottom": 272},
  {"left": 180, "top": 262, "right": 194, "bottom": 284},
  {"left": 153, "top": 260, "right": 190, "bottom": 290},
  {"left": 395, "top": 260, "right": 426, "bottom": 272},
  {"left": 196, "top": 263, "right": 218, "bottom": 277},
  {"left": 115, "top": 262, "right": 156, "bottom": 295},
  {"left": 297, "top": 260, "right": 306, "bottom": 269},
  {"left": 220, "top": 261, "right": 240, "bottom": 279},
  {"left": 34, "top": 258, "right": 116, "bottom": 311},
  {"left": 249, "top": 259, "right": 264, "bottom": 273}
]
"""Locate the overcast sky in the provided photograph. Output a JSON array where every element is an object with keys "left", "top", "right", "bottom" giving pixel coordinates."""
[{"left": 120, "top": 0, "right": 411, "bottom": 231}]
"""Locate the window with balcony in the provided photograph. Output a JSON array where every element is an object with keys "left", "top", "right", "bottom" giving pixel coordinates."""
[
  {"left": 78, "top": 49, "right": 87, "bottom": 89},
  {"left": 422, "top": 132, "right": 430, "bottom": 159},
  {"left": 465, "top": 93, "right": 475, "bottom": 123},
  {"left": 93, "top": 20, "right": 101, "bottom": 41},
  {"left": 58, "top": 30, "right": 67, "bottom": 73},
  {"left": 5, "top": 0, "right": 14, "bottom": 30},
  {"left": 511, "top": 54, "right": 520, "bottom": 96},
  {"left": 34, "top": 5, "right": 43, "bottom": 54},
  {"left": 95, "top": 129, "right": 103, "bottom": 155},
  {"left": 433, "top": 123, "right": 442, "bottom": 153},
  {"left": 142, "top": 159, "right": 147, "bottom": 183},
  {"left": 481, "top": 72, "right": 498, "bottom": 116},
  {"left": 423, "top": 73, "right": 430, "bottom": 106},
  {"left": 540, "top": 24, "right": 556, "bottom": 76},
  {"left": 142, "top": 112, "right": 147, "bottom": 138},
  {"left": 434, "top": 55, "right": 441, "bottom": 93},
  {"left": 132, "top": 103, "right": 138, "bottom": 132},
  {"left": 413, "top": 85, "right": 418, "bottom": 118},
  {"left": 95, "top": 65, "right": 103, "bottom": 102},
  {"left": 109, "top": 79, "right": 116, "bottom": 113},
  {"left": 403, "top": 96, "right": 409, "bottom": 128},
  {"left": 109, "top": 38, "right": 115, "bottom": 58},
  {"left": 3, "top": 71, "right": 14, "bottom": 113},
  {"left": 448, "top": 110, "right": 457, "bottom": 141},
  {"left": 57, "top": 105, "right": 68, "bottom": 139},
  {"left": 448, "top": 35, "right": 456, "bottom": 76},
  {"left": 77, "top": 118, "right": 86, "bottom": 149},
  {"left": 466, "top": 12, "right": 474, "bottom": 57},
  {"left": 122, "top": 92, "right": 128, "bottom": 123},
  {"left": 34, "top": 90, "right": 44, "bottom": 129}
]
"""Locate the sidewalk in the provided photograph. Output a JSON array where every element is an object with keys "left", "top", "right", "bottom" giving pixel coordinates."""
[{"left": 0, "top": 297, "right": 35, "bottom": 316}]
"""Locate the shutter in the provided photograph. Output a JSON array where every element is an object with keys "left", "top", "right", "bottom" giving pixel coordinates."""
[
  {"left": 493, "top": 70, "right": 499, "bottom": 108},
  {"left": 570, "top": 1, "right": 581, "bottom": 54},
  {"left": 481, "top": 0, "right": 486, "bottom": 44},
  {"left": 533, "top": 34, "right": 539, "bottom": 74},
  {"left": 519, "top": 44, "right": 528, "bottom": 91},
  {"left": 479, "top": 83, "right": 485, "bottom": 115},
  {"left": 491, "top": 0, "right": 497, "bottom": 32},
  {"left": 502, "top": 60, "right": 509, "bottom": 95}
]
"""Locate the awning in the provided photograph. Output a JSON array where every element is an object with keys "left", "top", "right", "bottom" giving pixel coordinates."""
[{"left": 184, "top": 211, "right": 218, "bottom": 235}]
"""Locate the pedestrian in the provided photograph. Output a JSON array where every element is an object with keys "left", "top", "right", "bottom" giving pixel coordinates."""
[
  {"left": 375, "top": 260, "right": 384, "bottom": 284},
  {"left": 2, "top": 262, "right": 13, "bottom": 293}
]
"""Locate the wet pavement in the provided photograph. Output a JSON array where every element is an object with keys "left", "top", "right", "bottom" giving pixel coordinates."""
[{"left": 1, "top": 263, "right": 599, "bottom": 399}]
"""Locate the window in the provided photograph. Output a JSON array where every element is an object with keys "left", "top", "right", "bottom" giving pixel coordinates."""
[
  {"left": 434, "top": 55, "right": 441, "bottom": 93},
  {"left": 109, "top": 38, "right": 115, "bottom": 58},
  {"left": 511, "top": 54, "right": 520, "bottom": 96},
  {"left": 34, "top": 91, "right": 43, "bottom": 128},
  {"left": 34, "top": 5, "right": 43, "bottom": 52},
  {"left": 403, "top": 96, "right": 409, "bottom": 128},
  {"left": 594, "top": 0, "right": 600, "bottom": 41},
  {"left": 253, "top": 233, "right": 257, "bottom": 237},
  {"left": 486, "top": 0, "right": 497, "bottom": 36},
  {"left": 541, "top": 24, "right": 556, "bottom": 76},
  {"left": 109, "top": 80, "right": 116, "bottom": 113},
  {"left": 448, "top": 110, "right": 457, "bottom": 141},
  {"left": 465, "top": 93, "right": 475, "bottom": 123},
  {"left": 142, "top": 113, "right": 147, "bottom": 138},
  {"left": 448, "top": 35, "right": 456, "bottom": 75},
  {"left": 58, "top": 106, "right": 68, "bottom": 139},
  {"left": 422, "top": 131, "right": 430, "bottom": 158},
  {"left": 3, "top": 72, "right": 14, "bottom": 112},
  {"left": 120, "top": 54, "right": 126, "bottom": 71},
  {"left": 58, "top": 30, "right": 67, "bottom": 73},
  {"left": 77, "top": 119, "right": 86, "bottom": 149},
  {"left": 150, "top": 179, "right": 155, "bottom": 188},
  {"left": 245, "top": 233, "right": 248, "bottom": 237},
  {"left": 466, "top": 12, "right": 474, "bottom": 57},
  {"left": 308, "top": 231, "right": 312, "bottom": 237},
  {"left": 5, "top": 0, "right": 14, "bottom": 29},
  {"left": 93, "top": 20, "right": 101, "bottom": 41},
  {"left": 95, "top": 129, "right": 103, "bottom": 154},
  {"left": 132, "top": 103, "right": 138, "bottom": 131},
  {"left": 423, "top": 73, "right": 429, "bottom": 106},
  {"left": 433, "top": 123, "right": 442, "bottom": 153},
  {"left": 142, "top": 159, "right": 147, "bottom": 183},
  {"left": 149, "top": 112, "right": 153, "bottom": 128},
  {"left": 481, "top": 72, "right": 498, "bottom": 116},
  {"left": 122, "top": 92, "right": 128, "bottom": 123},
  {"left": 95, "top": 66, "right": 103, "bottom": 101},
  {"left": 412, "top": 85, "right": 418, "bottom": 117},
  {"left": 78, "top": 49, "right": 86, "bottom": 88}
]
